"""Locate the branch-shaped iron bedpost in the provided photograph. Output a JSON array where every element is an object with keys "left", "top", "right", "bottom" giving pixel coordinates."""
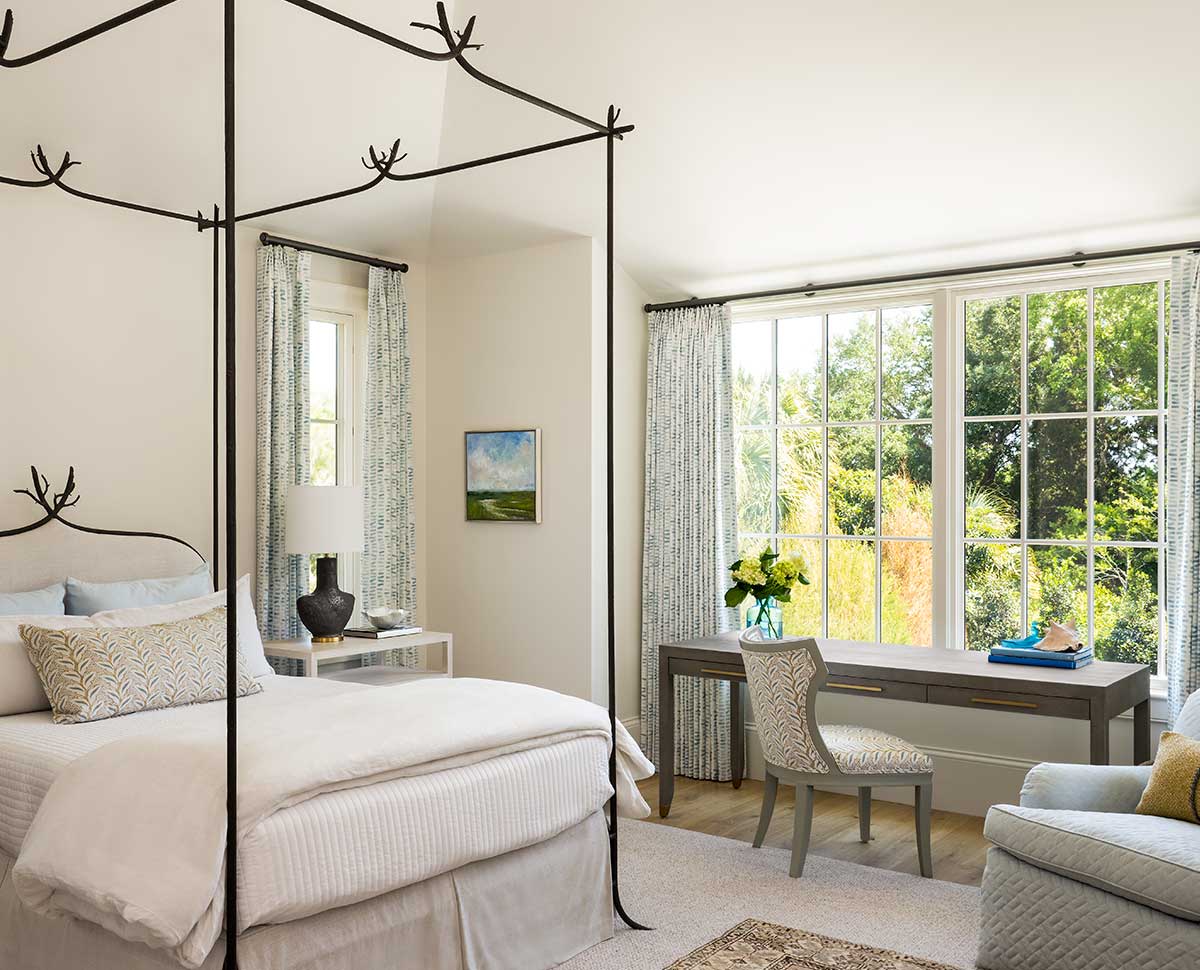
[
  {"left": 410, "top": 3, "right": 483, "bottom": 53},
  {"left": 274, "top": 0, "right": 477, "bottom": 62},
  {"left": 0, "top": 10, "right": 13, "bottom": 63},
  {"left": 27, "top": 143, "right": 208, "bottom": 227},
  {"left": 411, "top": 11, "right": 619, "bottom": 138},
  {"left": 14, "top": 466, "right": 80, "bottom": 516},
  {"left": 30, "top": 145, "right": 81, "bottom": 183},
  {"left": 361, "top": 138, "right": 407, "bottom": 176}
]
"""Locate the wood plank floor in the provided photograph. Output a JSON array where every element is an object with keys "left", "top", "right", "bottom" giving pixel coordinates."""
[{"left": 637, "top": 776, "right": 989, "bottom": 886}]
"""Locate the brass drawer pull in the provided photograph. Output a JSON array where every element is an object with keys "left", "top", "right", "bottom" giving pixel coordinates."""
[
  {"left": 828, "top": 682, "right": 883, "bottom": 693},
  {"left": 971, "top": 697, "right": 1038, "bottom": 709},
  {"left": 700, "top": 668, "right": 746, "bottom": 678}
]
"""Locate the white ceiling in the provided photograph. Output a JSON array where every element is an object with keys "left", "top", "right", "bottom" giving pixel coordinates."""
[{"left": 5, "top": 0, "right": 1200, "bottom": 302}]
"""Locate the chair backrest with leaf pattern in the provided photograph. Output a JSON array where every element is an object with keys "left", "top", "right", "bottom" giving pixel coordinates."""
[{"left": 739, "top": 629, "right": 834, "bottom": 775}]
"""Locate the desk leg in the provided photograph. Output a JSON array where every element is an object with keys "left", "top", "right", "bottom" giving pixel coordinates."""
[
  {"left": 731, "top": 681, "right": 744, "bottom": 789},
  {"left": 658, "top": 653, "right": 675, "bottom": 818},
  {"left": 1133, "top": 698, "right": 1151, "bottom": 765},
  {"left": 1089, "top": 701, "right": 1111, "bottom": 765}
]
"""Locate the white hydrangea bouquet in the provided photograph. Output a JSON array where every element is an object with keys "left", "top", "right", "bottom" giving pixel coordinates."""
[{"left": 724, "top": 548, "right": 809, "bottom": 639}]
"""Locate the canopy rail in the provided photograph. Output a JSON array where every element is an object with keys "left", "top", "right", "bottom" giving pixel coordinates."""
[
  {"left": 411, "top": 20, "right": 620, "bottom": 136},
  {"left": 0, "top": 0, "right": 184, "bottom": 69},
  {"left": 24, "top": 145, "right": 209, "bottom": 227},
  {"left": 277, "top": 0, "right": 477, "bottom": 62}
]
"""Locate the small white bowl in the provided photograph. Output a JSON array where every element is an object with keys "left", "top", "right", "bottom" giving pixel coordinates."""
[{"left": 365, "top": 607, "right": 410, "bottom": 631}]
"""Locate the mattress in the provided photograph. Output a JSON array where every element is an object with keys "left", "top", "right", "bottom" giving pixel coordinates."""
[{"left": 0, "top": 677, "right": 615, "bottom": 931}]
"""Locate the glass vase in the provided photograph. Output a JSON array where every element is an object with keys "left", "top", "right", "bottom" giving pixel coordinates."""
[{"left": 745, "top": 596, "right": 784, "bottom": 639}]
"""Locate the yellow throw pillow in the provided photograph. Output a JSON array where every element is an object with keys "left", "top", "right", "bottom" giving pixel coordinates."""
[
  {"left": 20, "top": 606, "right": 262, "bottom": 725},
  {"left": 1135, "top": 732, "right": 1200, "bottom": 824}
]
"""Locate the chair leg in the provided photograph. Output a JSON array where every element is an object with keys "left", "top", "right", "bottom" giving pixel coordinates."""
[
  {"left": 915, "top": 782, "right": 933, "bottom": 878},
  {"left": 857, "top": 786, "right": 871, "bottom": 843},
  {"left": 789, "top": 784, "right": 814, "bottom": 878},
  {"left": 753, "top": 771, "right": 778, "bottom": 848}
]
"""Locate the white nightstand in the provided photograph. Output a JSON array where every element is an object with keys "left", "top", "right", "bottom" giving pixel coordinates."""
[{"left": 265, "top": 631, "right": 453, "bottom": 686}]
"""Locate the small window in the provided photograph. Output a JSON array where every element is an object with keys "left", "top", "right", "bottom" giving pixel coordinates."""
[{"left": 309, "top": 317, "right": 341, "bottom": 486}]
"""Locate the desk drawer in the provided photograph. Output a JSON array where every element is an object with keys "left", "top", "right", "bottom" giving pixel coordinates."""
[
  {"left": 929, "top": 685, "right": 1089, "bottom": 719},
  {"left": 823, "top": 676, "right": 926, "bottom": 703}
]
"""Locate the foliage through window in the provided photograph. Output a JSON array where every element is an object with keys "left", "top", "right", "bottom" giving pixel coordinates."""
[
  {"left": 961, "top": 279, "right": 1167, "bottom": 671},
  {"left": 733, "top": 304, "right": 934, "bottom": 646},
  {"left": 309, "top": 318, "right": 340, "bottom": 487}
]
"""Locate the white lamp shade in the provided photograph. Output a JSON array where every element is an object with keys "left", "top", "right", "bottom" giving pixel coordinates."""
[{"left": 285, "top": 485, "right": 364, "bottom": 554}]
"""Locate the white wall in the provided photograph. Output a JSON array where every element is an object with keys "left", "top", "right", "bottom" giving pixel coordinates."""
[
  {"left": 1, "top": 192, "right": 427, "bottom": 613},
  {"left": 425, "top": 237, "right": 646, "bottom": 720},
  {"left": 1, "top": 190, "right": 220, "bottom": 559}
]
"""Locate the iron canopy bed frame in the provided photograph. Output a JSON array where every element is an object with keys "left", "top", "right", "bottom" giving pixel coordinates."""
[{"left": 1, "top": 1, "right": 647, "bottom": 964}]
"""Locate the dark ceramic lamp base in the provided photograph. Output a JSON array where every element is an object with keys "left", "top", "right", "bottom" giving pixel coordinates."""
[{"left": 296, "top": 555, "right": 355, "bottom": 642}]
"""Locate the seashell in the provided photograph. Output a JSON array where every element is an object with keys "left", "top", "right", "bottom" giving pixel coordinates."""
[{"left": 1034, "top": 620, "right": 1083, "bottom": 653}]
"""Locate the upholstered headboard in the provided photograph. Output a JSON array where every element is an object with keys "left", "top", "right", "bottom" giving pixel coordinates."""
[{"left": 0, "top": 467, "right": 206, "bottom": 594}]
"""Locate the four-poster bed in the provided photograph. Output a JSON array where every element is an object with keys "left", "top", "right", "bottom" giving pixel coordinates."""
[{"left": 0, "top": 2, "right": 648, "bottom": 967}]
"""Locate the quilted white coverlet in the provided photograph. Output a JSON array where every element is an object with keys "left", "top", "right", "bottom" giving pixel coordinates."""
[{"left": 4, "top": 677, "right": 652, "bottom": 968}]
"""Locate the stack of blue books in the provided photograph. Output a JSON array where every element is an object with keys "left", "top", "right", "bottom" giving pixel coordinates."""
[{"left": 989, "top": 633, "right": 1092, "bottom": 669}]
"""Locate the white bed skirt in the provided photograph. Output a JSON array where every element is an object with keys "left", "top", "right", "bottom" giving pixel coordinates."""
[{"left": 0, "top": 810, "right": 613, "bottom": 970}]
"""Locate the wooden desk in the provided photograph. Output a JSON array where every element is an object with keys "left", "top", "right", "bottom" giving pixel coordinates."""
[{"left": 657, "top": 633, "right": 1151, "bottom": 818}]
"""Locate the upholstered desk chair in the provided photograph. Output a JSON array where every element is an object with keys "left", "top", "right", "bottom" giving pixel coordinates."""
[{"left": 739, "top": 629, "right": 935, "bottom": 878}]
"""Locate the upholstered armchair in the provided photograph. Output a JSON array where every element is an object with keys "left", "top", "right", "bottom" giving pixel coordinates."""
[
  {"left": 739, "top": 629, "right": 935, "bottom": 878},
  {"left": 977, "top": 689, "right": 1200, "bottom": 970}
]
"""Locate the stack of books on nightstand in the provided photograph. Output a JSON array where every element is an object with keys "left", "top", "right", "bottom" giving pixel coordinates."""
[
  {"left": 989, "top": 630, "right": 1092, "bottom": 669},
  {"left": 344, "top": 625, "right": 423, "bottom": 639}
]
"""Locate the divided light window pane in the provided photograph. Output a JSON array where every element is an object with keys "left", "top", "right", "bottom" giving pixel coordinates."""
[
  {"left": 732, "top": 303, "right": 934, "bottom": 648},
  {"left": 309, "top": 319, "right": 339, "bottom": 486},
  {"left": 959, "top": 278, "right": 1166, "bottom": 674}
]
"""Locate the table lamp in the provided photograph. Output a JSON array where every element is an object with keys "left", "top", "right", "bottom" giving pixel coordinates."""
[{"left": 286, "top": 484, "right": 364, "bottom": 642}]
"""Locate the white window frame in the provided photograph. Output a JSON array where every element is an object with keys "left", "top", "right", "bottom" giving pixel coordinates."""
[
  {"left": 950, "top": 262, "right": 1169, "bottom": 693},
  {"left": 733, "top": 290, "right": 939, "bottom": 647},
  {"left": 310, "top": 280, "right": 368, "bottom": 604},
  {"left": 733, "top": 256, "right": 1172, "bottom": 696}
]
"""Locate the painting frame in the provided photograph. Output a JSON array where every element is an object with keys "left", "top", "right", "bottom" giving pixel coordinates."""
[{"left": 464, "top": 428, "right": 543, "bottom": 524}]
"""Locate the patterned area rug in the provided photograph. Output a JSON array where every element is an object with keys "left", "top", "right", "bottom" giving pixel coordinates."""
[{"left": 667, "top": 918, "right": 963, "bottom": 970}]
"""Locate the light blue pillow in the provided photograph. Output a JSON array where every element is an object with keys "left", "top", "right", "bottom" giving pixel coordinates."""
[
  {"left": 0, "top": 582, "right": 66, "bottom": 616},
  {"left": 65, "top": 565, "right": 213, "bottom": 616}
]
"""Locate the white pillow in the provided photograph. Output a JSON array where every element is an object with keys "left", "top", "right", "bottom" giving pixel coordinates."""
[
  {"left": 90, "top": 575, "right": 273, "bottom": 679},
  {"left": 0, "top": 615, "right": 96, "bottom": 716}
]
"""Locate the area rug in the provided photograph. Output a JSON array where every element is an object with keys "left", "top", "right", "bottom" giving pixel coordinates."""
[
  {"left": 559, "top": 820, "right": 981, "bottom": 970},
  {"left": 667, "top": 919, "right": 962, "bottom": 969}
]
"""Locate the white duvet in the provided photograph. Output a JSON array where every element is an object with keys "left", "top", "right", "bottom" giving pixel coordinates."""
[{"left": 11, "top": 677, "right": 653, "bottom": 968}]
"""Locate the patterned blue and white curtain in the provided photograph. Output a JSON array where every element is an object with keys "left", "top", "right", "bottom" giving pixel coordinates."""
[
  {"left": 640, "top": 304, "right": 739, "bottom": 780},
  {"left": 362, "top": 266, "right": 416, "bottom": 667},
  {"left": 255, "top": 246, "right": 311, "bottom": 673},
  {"left": 1166, "top": 252, "right": 1200, "bottom": 724}
]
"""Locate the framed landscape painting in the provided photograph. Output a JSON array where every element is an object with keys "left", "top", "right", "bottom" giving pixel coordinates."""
[{"left": 465, "top": 429, "right": 542, "bottom": 523}]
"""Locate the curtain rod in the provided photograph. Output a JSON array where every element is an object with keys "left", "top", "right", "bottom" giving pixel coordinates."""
[
  {"left": 258, "top": 233, "right": 409, "bottom": 273},
  {"left": 643, "top": 239, "right": 1200, "bottom": 313}
]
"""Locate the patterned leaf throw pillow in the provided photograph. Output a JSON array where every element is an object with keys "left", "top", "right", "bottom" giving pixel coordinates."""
[{"left": 20, "top": 606, "right": 262, "bottom": 725}]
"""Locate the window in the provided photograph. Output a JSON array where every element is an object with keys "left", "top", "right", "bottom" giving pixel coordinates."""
[
  {"left": 731, "top": 261, "right": 1172, "bottom": 685},
  {"left": 733, "top": 302, "right": 935, "bottom": 646},
  {"left": 306, "top": 305, "right": 363, "bottom": 593},
  {"left": 959, "top": 277, "right": 1167, "bottom": 673},
  {"left": 308, "top": 315, "right": 344, "bottom": 486}
]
